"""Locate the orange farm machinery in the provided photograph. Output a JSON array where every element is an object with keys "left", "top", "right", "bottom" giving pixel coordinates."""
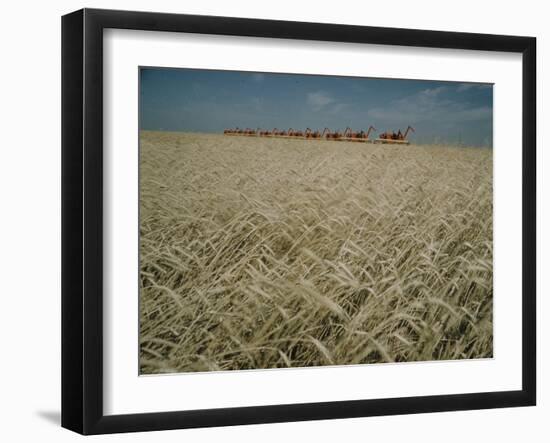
[
  {"left": 340, "top": 126, "right": 377, "bottom": 142},
  {"left": 374, "top": 126, "right": 415, "bottom": 145},
  {"left": 224, "top": 125, "right": 414, "bottom": 144}
]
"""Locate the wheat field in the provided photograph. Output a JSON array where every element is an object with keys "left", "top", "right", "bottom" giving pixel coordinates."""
[{"left": 139, "top": 130, "right": 493, "bottom": 374}]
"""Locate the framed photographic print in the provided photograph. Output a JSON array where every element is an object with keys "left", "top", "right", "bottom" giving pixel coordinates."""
[{"left": 61, "top": 8, "right": 536, "bottom": 435}]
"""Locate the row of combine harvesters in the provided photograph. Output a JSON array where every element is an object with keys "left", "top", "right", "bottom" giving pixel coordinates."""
[{"left": 223, "top": 125, "right": 415, "bottom": 144}]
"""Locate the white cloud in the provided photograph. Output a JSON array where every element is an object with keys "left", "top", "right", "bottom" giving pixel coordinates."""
[
  {"left": 457, "top": 83, "right": 493, "bottom": 92},
  {"left": 329, "top": 103, "right": 351, "bottom": 114},
  {"left": 306, "top": 91, "right": 351, "bottom": 115},
  {"left": 420, "top": 86, "right": 447, "bottom": 96},
  {"left": 453, "top": 106, "right": 493, "bottom": 121},
  {"left": 367, "top": 86, "right": 491, "bottom": 125},
  {"left": 307, "top": 91, "right": 334, "bottom": 111}
]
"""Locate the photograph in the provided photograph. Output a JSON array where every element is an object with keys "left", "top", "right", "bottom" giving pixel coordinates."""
[
  {"left": 54, "top": 4, "right": 539, "bottom": 437},
  {"left": 138, "top": 68, "right": 494, "bottom": 375}
]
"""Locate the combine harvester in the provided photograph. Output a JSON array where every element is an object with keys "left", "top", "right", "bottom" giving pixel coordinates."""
[
  {"left": 339, "top": 126, "right": 377, "bottom": 143},
  {"left": 257, "top": 128, "right": 274, "bottom": 136},
  {"left": 223, "top": 127, "right": 258, "bottom": 136},
  {"left": 274, "top": 128, "right": 305, "bottom": 138},
  {"left": 305, "top": 128, "right": 322, "bottom": 139},
  {"left": 272, "top": 128, "right": 286, "bottom": 137},
  {"left": 323, "top": 128, "right": 343, "bottom": 140},
  {"left": 223, "top": 127, "right": 239, "bottom": 135},
  {"left": 374, "top": 126, "right": 415, "bottom": 145},
  {"left": 287, "top": 128, "right": 305, "bottom": 138}
]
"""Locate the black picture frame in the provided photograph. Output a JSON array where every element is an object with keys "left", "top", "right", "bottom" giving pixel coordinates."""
[{"left": 61, "top": 8, "right": 536, "bottom": 435}]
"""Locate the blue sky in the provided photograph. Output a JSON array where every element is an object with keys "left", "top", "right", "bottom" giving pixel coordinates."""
[{"left": 140, "top": 68, "right": 493, "bottom": 146}]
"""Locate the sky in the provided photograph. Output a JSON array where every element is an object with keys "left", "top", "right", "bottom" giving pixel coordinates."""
[{"left": 140, "top": 67, "right": 493, "bottom": 147}]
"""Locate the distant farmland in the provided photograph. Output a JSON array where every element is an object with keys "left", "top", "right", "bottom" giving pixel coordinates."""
[{"left": 139, "top": 131, "right": 493, "bottom": 374}]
